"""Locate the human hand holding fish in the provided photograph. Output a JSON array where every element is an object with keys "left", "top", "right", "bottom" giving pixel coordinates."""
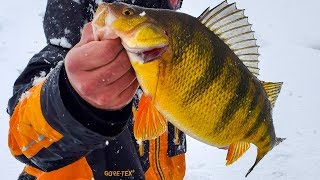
[
  {"left": 64, "top": 22, "right": 139, "bottom": 110},
  {"left": 92, "top": 1, "right": 285, "bottom": 176}
]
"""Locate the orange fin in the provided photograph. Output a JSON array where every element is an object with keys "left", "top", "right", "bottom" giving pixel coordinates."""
[
  {"left": 138, "top": 142, "right": 144, "bottom": 156},
  {"left": 133, "top": 94, "right": 167, "bottom": 141},
  {"left": 226, "top": 142, "right": 251, "bottom": 166}
]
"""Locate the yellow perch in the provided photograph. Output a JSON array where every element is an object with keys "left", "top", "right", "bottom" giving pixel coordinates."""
[{"left": 92, "top": 1, "right": 285, "bottom": 176}]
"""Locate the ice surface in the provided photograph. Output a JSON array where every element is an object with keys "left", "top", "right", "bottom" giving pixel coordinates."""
[{"left": 0, "top": 0, "right": 319, "bottom": 179}]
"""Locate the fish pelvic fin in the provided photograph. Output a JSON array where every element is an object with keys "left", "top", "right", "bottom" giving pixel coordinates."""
[
  {"left": 198, "top": 1, "right": 260, "bottom": 77},
  {"left": 226, "top": 142, "right": 250, "bottom": 166},
  {"left": 133, "top": 94, "right": 167, "bottom": 141},
  {"left": 261, "top": 81, "right": 283, "bottom": 108}
]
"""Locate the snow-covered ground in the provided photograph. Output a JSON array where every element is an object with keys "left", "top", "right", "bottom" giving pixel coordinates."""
[{"left": 1, "top": 0, "right": 319, "bottom": 179}]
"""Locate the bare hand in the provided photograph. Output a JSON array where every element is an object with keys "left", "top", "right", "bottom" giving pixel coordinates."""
[{"left": 64, "top": 23, "right": 139, "bottom": 110}]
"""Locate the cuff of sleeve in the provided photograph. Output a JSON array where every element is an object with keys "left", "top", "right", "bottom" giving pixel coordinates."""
[
  {"left": 59, "top": 64, "right": 132, "bottom": 137},
  {"left": 41, "top": 63, "right": 132, "bottom": 142}
]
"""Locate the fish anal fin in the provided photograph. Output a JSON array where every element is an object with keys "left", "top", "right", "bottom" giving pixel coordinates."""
[
  {"left": 133, "top": 94, "right": 167, "bottom": 141},
  {"left": 261, "top": 81, "right": 283, "bottom": 108},
  {"left": 226, "top": 142, "right": 250, "bottom": 166}
]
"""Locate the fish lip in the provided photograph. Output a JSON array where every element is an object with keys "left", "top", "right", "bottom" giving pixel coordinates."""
[{"left": 122, "top": 42, "right": 168, "bottom": 63}]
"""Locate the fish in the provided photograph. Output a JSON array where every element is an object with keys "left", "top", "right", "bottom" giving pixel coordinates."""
[{"left": 92, "top": 1, "right": 285, "bottom": 177}]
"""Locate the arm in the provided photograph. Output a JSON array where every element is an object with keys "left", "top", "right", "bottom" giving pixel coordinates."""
[{"left": 7, "top": 0, "right": 137, "bottom": 172}]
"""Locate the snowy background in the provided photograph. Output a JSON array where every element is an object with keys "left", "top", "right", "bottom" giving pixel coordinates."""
[{"left": 1, "top": 0, "right": 319, "bottom": 179}]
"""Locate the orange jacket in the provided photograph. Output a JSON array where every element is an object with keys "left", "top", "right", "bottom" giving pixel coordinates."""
[{"left": 7, "top": 0, "right": 186, "bottom": 179}]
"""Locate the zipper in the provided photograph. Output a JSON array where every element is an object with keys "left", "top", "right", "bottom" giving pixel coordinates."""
[{"left": 155, "top": 137, "right": 165, "bottom": 180}]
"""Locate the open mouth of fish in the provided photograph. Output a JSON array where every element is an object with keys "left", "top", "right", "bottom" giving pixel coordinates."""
[
  {"left": 122, "top": 42, "right": 168, "bottom": 63},
  {"left": 92, "top": 4, "right": 168, "bottom": 63}
]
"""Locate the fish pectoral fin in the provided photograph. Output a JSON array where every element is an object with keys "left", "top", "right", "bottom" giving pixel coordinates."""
[
  {"left": 226, "top": 142, "right": 250, "bottom": 166},
  {"left": 261, "top": 81, "right": 283, "bottom": 108},
  {"left": 133, "top": 94, "right": 167, "bottom": 141}
]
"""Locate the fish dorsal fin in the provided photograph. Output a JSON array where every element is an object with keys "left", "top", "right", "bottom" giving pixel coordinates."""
[
  {"left": 226, "top": 142, "right": 251, "bottom": 165},
  {"left": 261, "top": 81, "right": 283, "bottom": 108},
  {"left": 133, "top": 94, "right": 167, "bottom": 142},
  {"left": 198, "top": 1, "right": 260, "bottom": 76}
]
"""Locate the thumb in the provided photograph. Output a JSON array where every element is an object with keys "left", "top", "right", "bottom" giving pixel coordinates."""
[{"left": 75, "top": 22, "right": 95, "bottom": 47}]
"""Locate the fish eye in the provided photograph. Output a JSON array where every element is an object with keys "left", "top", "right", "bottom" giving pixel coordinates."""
[{"left": 122, "top": 8, "right": 134, "bottom": 16}]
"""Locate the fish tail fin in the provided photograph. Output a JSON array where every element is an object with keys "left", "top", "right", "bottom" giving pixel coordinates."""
[
  {"left": 245, "top": 137, "right": 285, "bottom": 177},
  {"left": 245, "top": 148, "right": 268, "bottom": 177},
  {"left": 275, "top": 137, "right": 286, "bottom": 146}
]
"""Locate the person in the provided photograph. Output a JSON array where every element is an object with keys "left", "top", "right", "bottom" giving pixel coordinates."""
[{"left": 7, "top": 0, "right": 186, "bottom": 179}]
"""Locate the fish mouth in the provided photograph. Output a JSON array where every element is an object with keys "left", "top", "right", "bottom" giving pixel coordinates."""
[
  {"left": 92, "top": 3, "right": 169, "bottom": 63},
  {"left": 122, "top": 43, "right": 168, "bottom": 63}
]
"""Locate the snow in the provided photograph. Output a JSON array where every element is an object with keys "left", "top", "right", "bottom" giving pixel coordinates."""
[
  {"left": 139, "top": 11, "right": 146, "bottom": 17},
  {"left": 95, "top": 0, "right": 103, "bottom": 5},
  {"left": 0, "top": 0, "right": 319, "bottom": 179},
  {"left": 19, "top": 91, "right": 31, "bottom": 102},
  {"left": 64, "top": 28, "right": 71, "bottom": 35},
  {"left": 72, "top": 0, "right": 81, "bottom": 5},
  {"left": 32, "top": 71, "right": 47, "bottom": 86},
  {"left": 49, "top": 37, "right": 72, "bottom": 48}
]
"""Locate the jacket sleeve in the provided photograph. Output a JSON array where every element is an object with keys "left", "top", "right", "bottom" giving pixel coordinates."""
[{"left": 7, "top": 0, "right": 132, "bottom": 172}]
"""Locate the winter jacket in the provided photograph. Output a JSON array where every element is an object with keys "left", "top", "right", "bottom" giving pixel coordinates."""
[{"left": 7, "top": 0, "right": 186, "bottom": 179}]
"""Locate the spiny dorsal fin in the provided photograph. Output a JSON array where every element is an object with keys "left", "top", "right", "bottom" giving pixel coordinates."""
[
  {"left": 261, "top": 81, "right": 283, "bottom": 108},
  {"left": 198, "top": 1, "right": 260, "bottom": 76},
  {"left": 226, "top": 142, "right": 250, "bottom": 165}
]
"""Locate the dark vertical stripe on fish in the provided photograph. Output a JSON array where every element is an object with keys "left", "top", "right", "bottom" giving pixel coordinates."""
[
  {"left": 258, "top": 119, "right": 271, "bottom": 142},
  {"left": 214, "top": 66, "right": 250, "bottom": 133},
  {"left": 243, "top": 100, "right": 267, "bottom": 139},
  {"left": 257, "top": 121, "right": 272, "bottom": 147},
  {"left": 258, "top": 129, "right": 272, "bottom": 149},
  {"left": 240, "top": 86, "right": 261, "bottom": 127},
  {"left": 260, "top": 120, "right": 276, "bottom": 149},
  {"left": 183, "top": 44, "right": 227, "bottom": 104},
  {"left": 171, "top": 21, "right": 197, "bottom": 66}
]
